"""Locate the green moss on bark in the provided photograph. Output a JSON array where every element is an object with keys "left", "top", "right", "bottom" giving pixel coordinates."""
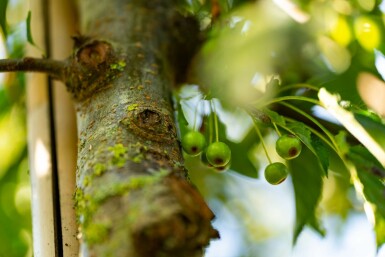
[
  {"left": 108, "top": 144, "right": 128, "bottom": 168},
  {"left": 76, "top": 170, "right": 171, "bottom": 246}
]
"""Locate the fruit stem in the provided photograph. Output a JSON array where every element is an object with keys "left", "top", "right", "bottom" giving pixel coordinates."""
[
  {"left": 277, "top": 83, "right": 319, "bottom": 94},
  {"left": 279, "top": 101, "right": 339, "bottom": 151},
  {"left": 253, "top": 120, "right": 272, "bottom": 164},
  {"left": 272, "top": 122, "right": 281, "bottom": 137},
  {"left": 264, "top": 95, "right": 321, "bottom": 106},
  {"left": 211, "top": 100, "right": 219, "bottom": 142}
]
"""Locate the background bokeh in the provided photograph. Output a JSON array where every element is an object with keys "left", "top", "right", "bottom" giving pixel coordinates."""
[
  {"left": 0, "top": 0, "right": 31, "bottom": 256},
  {"left": 1, "top": 0, "right": 385, "bottom": 256}
]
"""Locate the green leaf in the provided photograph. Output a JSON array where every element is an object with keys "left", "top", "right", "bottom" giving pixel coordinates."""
[
  {"left": 26, "top": 11, "right": 35, "bottom": 46},
  {"left": 375, "top": 213, "right": 385, "bottom": 248},
  {"left": 225, "top": 128, "right": 259, "bottom": 178},
  {"left": 0, "top": 145, "right": 30, "bottom": 257},
  {"left": 287, "top": 121, "right": 312, "bottom": 148},
  {"left": 347, "top": 146, "right": 385, "bottom": 214},
  {"left": 288, "top": 147, "right": 325, "bottom": 243},
  {"left": 0, "top": 88, "right": 11, "bottom": 118},
  {"left": 0, "top": 0, "right": 8, "bottom": 37},
  {"left": 174, "top": 98, "right": 190, "bottom": 138},
  {"left": 347, "top": 146, "right": 385, "bottom": 248},
  {"left": 335, "top": 131, "right": 349, "bottom": 155},
  {"left": 263, "top": 108, "right": 285, "bottom": 126},
  {"left": 310, "top": 134, "right": 329, "bottom": 175},
  {"left": 354, "top": 113, "right": 385, "bottom": 147}
]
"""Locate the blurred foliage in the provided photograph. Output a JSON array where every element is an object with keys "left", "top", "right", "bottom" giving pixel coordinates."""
[
  {"left": 177, "top": 0, "right": 385, "bottom": 254},
  {"left": 2, "top": 0, "right": 385, "bottom": 256},
  {"left": 0, "top": 74, "right": 31, "bottom": 257},
  {"left": 0, "top": 1, "right": 31, "bottom": 257},
  {"left": 0, "top": 0, "right": 8, "bottom": 38}
]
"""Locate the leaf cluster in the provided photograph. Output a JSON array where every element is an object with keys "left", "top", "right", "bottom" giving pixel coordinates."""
[{"left": 176, "top": 0, "right": 385, "bottom": 248}]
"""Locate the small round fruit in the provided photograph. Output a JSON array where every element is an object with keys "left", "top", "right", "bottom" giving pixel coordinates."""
[
  {"left": 275, "top": 134, "right": 302, "bottom": 160},
  {"left": 214, "top": 162, "right": 230, "bottom": 173},
  {"left": 264, "top": 162, "right": 289, "bottom": 185},
  {"left": 181, "top": 131, "right": 206, "bottom": 156},
  {"left": 201, "top": 153, "right": 230, "bottom": 172},
  {"left": 206, "top": 142, "right": 231, "bottom": 167}
]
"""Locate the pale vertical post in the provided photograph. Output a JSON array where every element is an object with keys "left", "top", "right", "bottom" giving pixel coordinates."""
[
  {"left": 26, "top": 0, "right": 56, "bottom": 255},
  {"left": 49, "top": 0, "right": 79, "bottom": 255},
  {"left": 27, "top": 0, "right": 79, "bottom": 256}
]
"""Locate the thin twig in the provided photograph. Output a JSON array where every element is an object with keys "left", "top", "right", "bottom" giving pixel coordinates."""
[{"left": 0, "top": 57, "right": 67, "bottom": 80}]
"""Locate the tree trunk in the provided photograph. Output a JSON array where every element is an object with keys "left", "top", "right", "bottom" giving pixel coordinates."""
[{"left": 70, "top": 0, "right": 218, "bottom": 256}]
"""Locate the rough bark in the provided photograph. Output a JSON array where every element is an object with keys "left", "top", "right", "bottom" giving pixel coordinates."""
[{"left": 69, "top": 0, "right": 218, "bottom": 256}]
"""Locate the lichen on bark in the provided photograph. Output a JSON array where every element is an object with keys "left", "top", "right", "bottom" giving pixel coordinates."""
[{"left": 68, "top": 0, "right": 218, "bottom": 256}]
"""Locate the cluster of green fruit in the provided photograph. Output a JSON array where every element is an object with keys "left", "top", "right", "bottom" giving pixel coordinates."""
[
  {"left": 181, "top": 129, "right": 303, "bottom": 186},
  {"left": 181, "top": 131, "right": 231, "bottom": 169},
  {"left": 264, "top": 134, "right": 302, "bottom": 185}
]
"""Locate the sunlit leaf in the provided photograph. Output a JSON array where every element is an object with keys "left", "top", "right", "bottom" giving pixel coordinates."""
[
  {"left": 0, "top": 0, "right": 8, "bottom": 37},
  {"left": 319, "top": 88, "right": 385, "bottom": 167},
  {"left": 335, "top": 131, "right": 349, "bottom": 155},
  {"left": 288, "top": 147, "right": 325, "bottom": 243},
  {"left": 375, "top": 214, "right": 385, "bottom": 247},
  {"left": 347, "top": 146, "right": 385, "bottom": 248},
  {"left": 347, "top": 146, "right": 385, "bottom": 214}
]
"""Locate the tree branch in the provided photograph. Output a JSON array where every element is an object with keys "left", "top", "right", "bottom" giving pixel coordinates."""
[{"left": 0, "top": 57, "right": 67, "bottom": 80}]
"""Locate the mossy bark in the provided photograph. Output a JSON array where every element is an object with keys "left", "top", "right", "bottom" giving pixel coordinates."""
[{"left": 68, "top": 0, "right": 218, "bottom": 256}]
